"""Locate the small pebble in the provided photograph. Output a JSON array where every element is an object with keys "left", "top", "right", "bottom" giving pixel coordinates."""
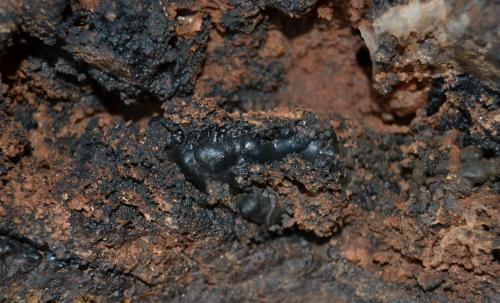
[
  {"left": 459, "top": 146, "right": 483, "bottom": 162},
  {"left": 459, "top": 159, "right": 489, "bottom": 185}
]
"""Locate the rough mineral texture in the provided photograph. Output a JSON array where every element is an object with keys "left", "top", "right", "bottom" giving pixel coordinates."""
[{"left": 0, "top": 0, "right": 499, "bottom": 302}]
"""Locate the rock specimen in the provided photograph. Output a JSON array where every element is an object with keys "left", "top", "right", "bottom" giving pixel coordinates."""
[{"left": 0, "top": 0, "right": 498, "bottom": 302}]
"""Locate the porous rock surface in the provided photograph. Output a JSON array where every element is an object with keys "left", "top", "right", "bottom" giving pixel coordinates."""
[{"left": 0, "top": 0, "right": 499, "bottom": 302}]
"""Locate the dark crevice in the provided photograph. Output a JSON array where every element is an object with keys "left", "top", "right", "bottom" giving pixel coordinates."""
[
  {"left": 267, "top": 8, "right": 317, "bottom": 39},
  {"left": 493, "top": 249, "right": 500, "bottom": 263},
  {"left": 0, "top": 35, "right": 30, "bottom": 80},
  {"left": 97, "top": 89, "right": 163, "bottom": 121},
  {"left": 1, "top": 0, "right": 498, "bottom": 301},
  {"left": 356, "top": 44, "right": 372, "bottom": 79},
  {"left": 272, "top": 228, "right": 332, "bottom": 246},
  {"left": 391, "top": 112, "right": 417, "bottom": 126}
]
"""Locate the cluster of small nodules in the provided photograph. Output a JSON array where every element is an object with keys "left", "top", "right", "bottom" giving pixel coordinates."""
[
  {"left": 459, "top": 146, "right": 500, "bottom": 186},
  {"left": 168, "top": 124, "right": 338, "bottom": 193}
]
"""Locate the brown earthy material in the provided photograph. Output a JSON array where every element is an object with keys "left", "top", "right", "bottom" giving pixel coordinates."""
[{"left": 0, "top": 0, "right": 498, "bottom": 302}]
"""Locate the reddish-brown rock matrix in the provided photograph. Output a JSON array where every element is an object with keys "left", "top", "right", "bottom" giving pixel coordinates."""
[{"left": 0, "top": 0, "right": 498, "bottom": 302}]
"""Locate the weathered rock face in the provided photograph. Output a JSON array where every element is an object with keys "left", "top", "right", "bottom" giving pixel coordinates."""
[
  {"left": 358, "top": 0, "right": 500, "bottom": 158},
  {"left": 360, "top": 0, "right": 500, "bottom": 95},
  {"left": 0, "top": 0, "right": 499, "bottom": 302}
]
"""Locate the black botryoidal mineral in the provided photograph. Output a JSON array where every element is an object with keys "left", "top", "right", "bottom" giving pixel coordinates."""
[
  {"left": 166, "top": 122, "right": 338, "bottom": 193},
  {"left": 149, "top": 101, "right": 343, "bottom": 228}
]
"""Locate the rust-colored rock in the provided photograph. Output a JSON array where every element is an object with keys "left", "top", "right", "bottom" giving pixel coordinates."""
[{"left": 0, "top": 0, "right": 498, "bottom": 302}]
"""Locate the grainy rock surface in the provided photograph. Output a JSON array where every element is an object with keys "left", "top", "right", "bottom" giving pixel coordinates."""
[{"left": 0, "top": 0, "right": 499, "bottom": 302}]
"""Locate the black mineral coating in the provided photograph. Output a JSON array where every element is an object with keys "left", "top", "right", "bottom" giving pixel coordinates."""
[
  {"left": 1, "top": 0, "right": 209, "bottom": 104},
  {"left": 426, "top": 77, "right": 446, "bottom": 116},
  {"left": 226, "top": 0, "right": 318, "bottom": 19},
  {"left": 445, "top": 75, "right": 500, "bottom": 156},
  {"left": 164, "top": 119, "right": 339, "bottom": 193},
  {"left": 450, "top": 75, "right": 500, "bottom": 111},
  {"left": 61, "top": 0, "right": 208, "bottom": 104},
  {"left": 236, "top": 188, "right": 282, "bottom": 226},
  {"left": 146, "top": 106, "right": 342, "bottom": 229}
]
